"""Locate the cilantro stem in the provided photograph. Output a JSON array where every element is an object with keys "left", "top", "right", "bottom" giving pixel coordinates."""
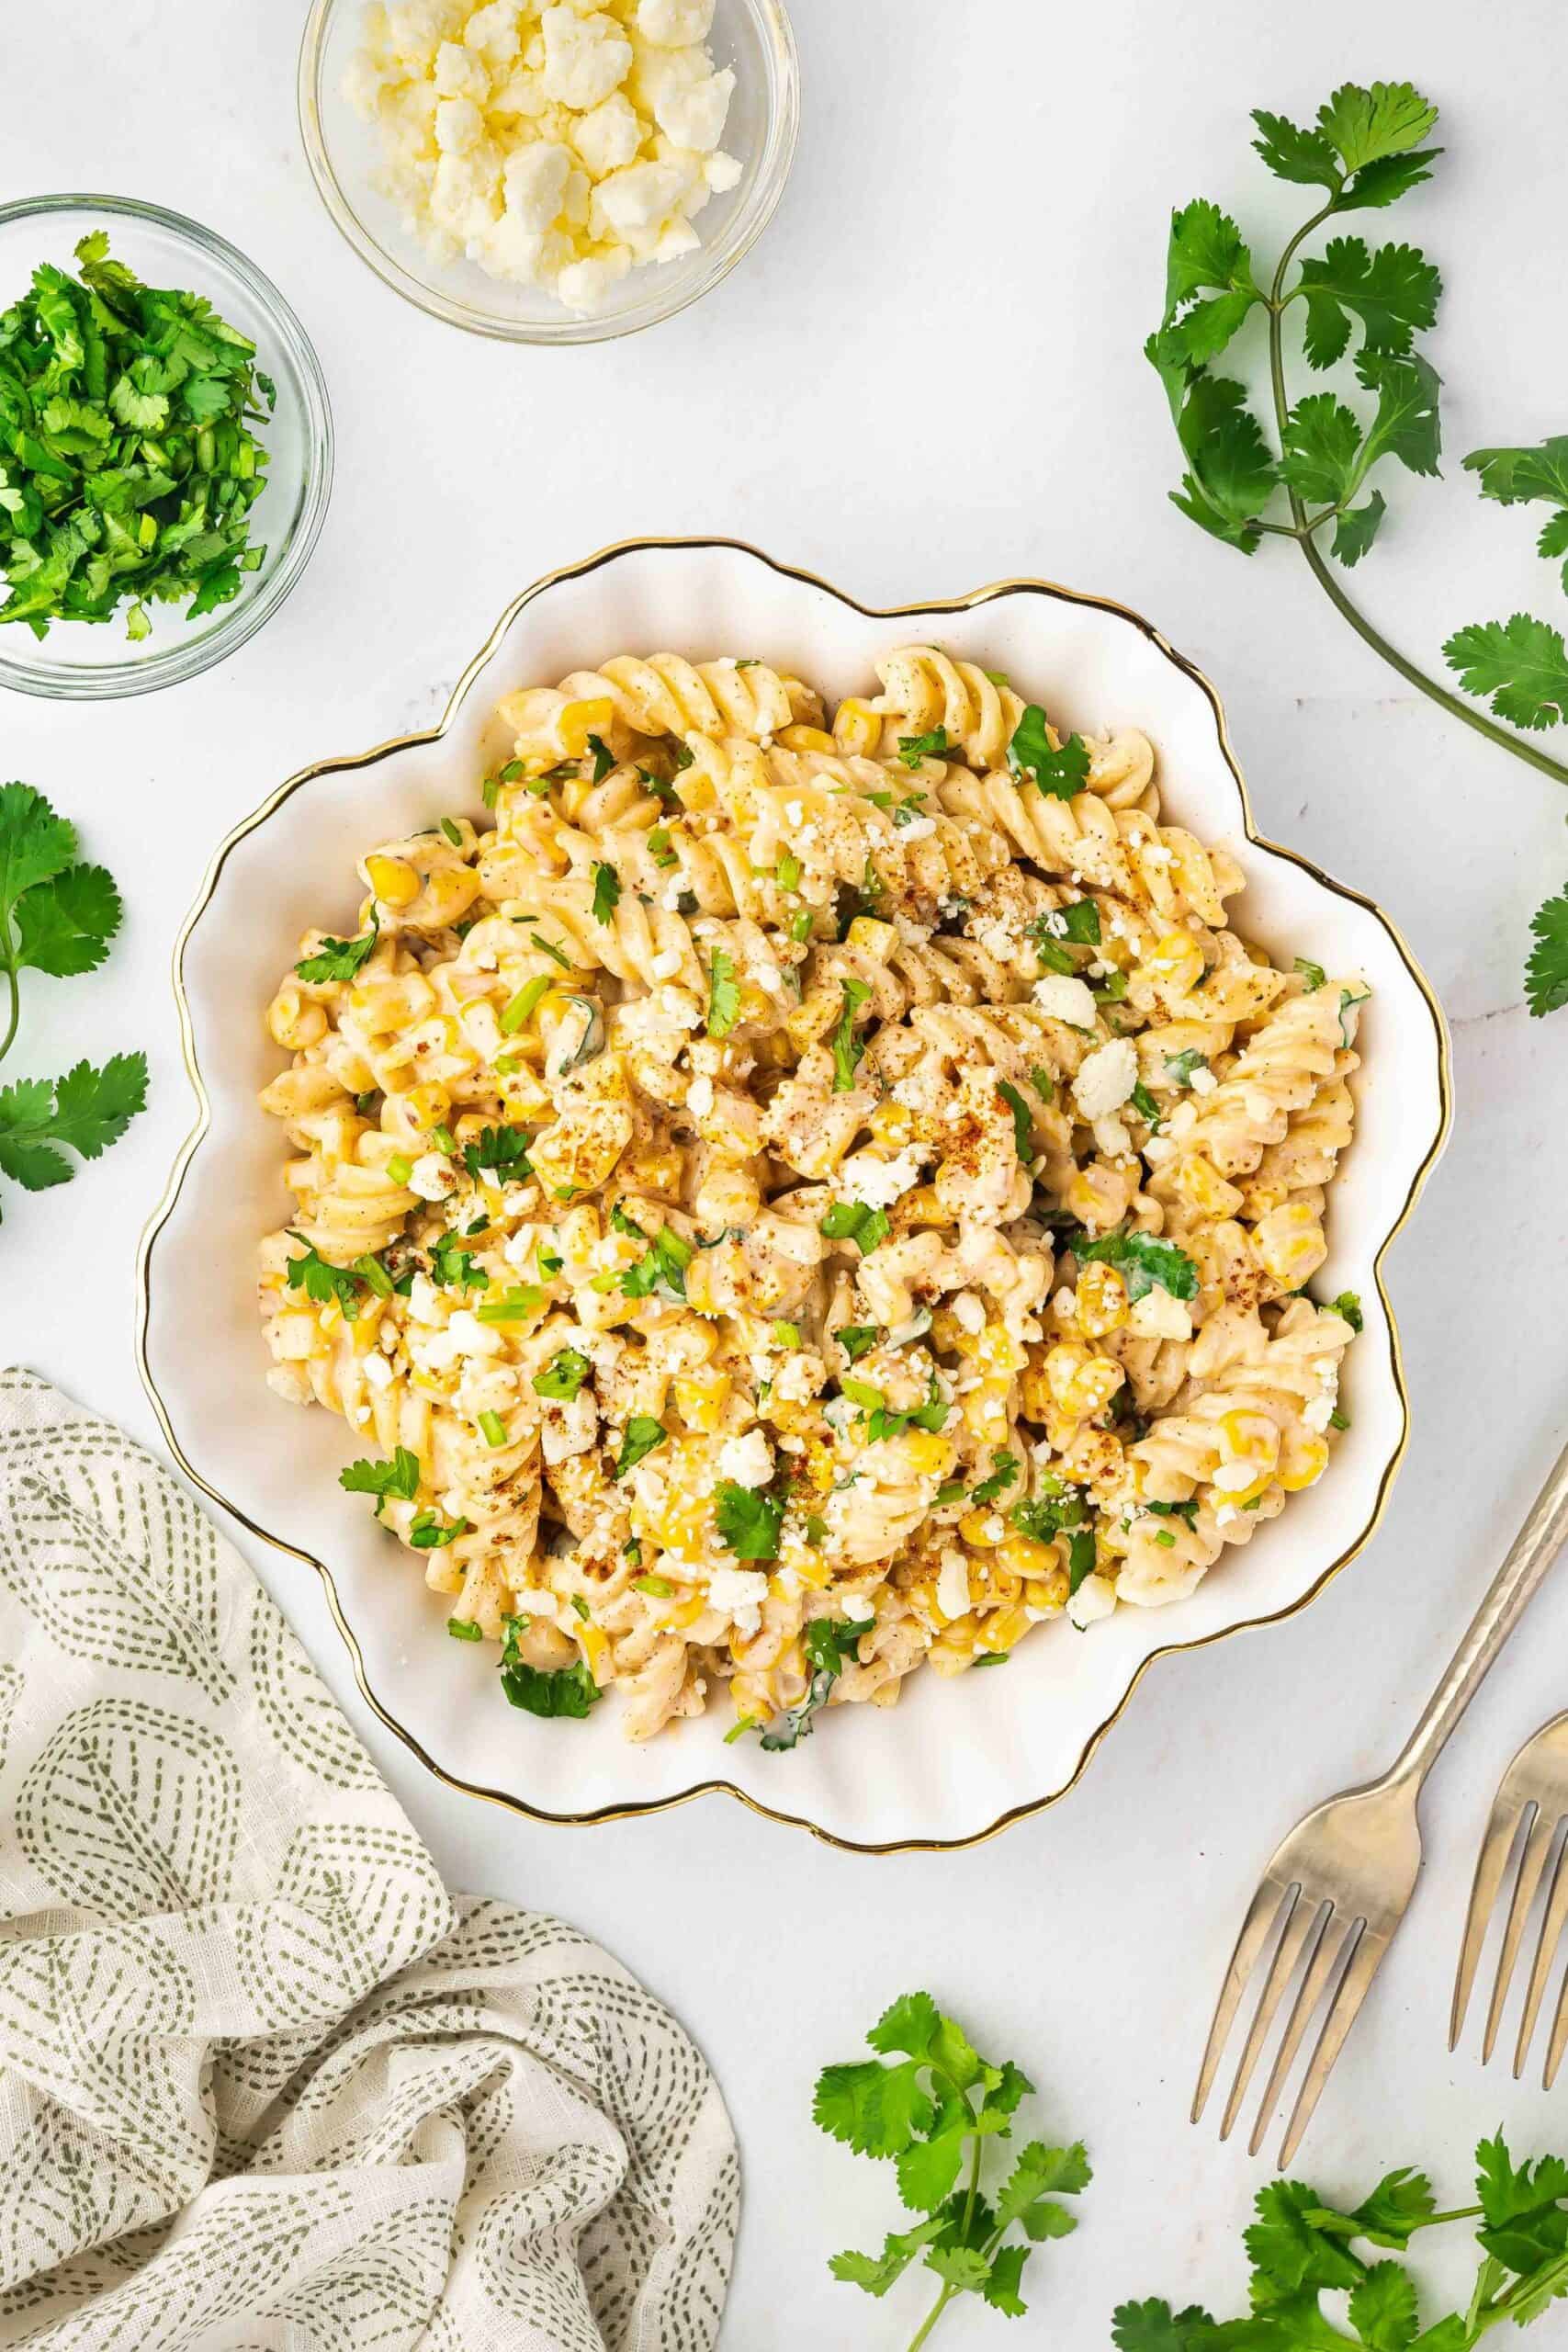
[
  {"left": 1265, "top": 210, "right": 1568, "bottom": 790},
  {"left": 903, "top": 2086, "right": 985, "bottom": 2352},
  {"left": 905, "top": 2283, "right": 955, "bottom": 2352},
  {"left": 0, "top": 960, "right": 18, "bottom": 1068}
]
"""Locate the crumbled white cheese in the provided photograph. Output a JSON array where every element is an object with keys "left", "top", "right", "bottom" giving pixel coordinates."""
[
  {"left": 1127, "top": 1288, "right": 1192, "bottom": 1342},
  {"left": 408, "top": 1152, "right": 457, "bottom": 1201},
  {"left": 936, "top": 1551, "right": 971, "bottom": 1622},
  {"left": 706, "top": 1564, "right": 769, "bottom": 1631},
  {"left": 363, "top": 1351, "right": 394, "bottom": 1391},
  {"left": 1188, "top": 1064, "right": 1219, "bottom": 1096},
  {"left": 687, "top": 1073, "right": 715, "bottom": 1117},
  {"left": 837, "top": 1143, "right": 927, "bottom": 1210},
  {"left": 409, "top": 1273, "right": 446, "bottom": 1326},
  {"left": 716, "top": 1429, "right": 773, "bottom": 1488},
  {"left": 1067, "top": 1571, "right": 1117, "bottom": 1629},
  {"left": 649, "top": 947, "right": 682, "bottom": 979},
  {"left": 1072, "top": 1037, "right": 1138, "bottom": 1121},
  {"left": 1032, "top": 973, "right": 1098, "bottom": 1029},
  {"left": 952, "top": 1292, "right": 986, "bottom": 1334}
]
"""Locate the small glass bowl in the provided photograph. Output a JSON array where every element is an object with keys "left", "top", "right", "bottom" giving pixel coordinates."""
[
  {"left": 0, "top": 196, "right": 333, "bottom": 702},
  {"left": 298, "top": 0, "right": 799, "bottom": 345}
]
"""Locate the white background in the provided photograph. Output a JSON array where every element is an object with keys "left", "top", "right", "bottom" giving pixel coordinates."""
[{"left": 6, "top": 3, "right": 1568, "bottom": 2344}]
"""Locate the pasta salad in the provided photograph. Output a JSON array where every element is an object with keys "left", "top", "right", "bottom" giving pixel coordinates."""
[{"left": 257, "top": 647, "right": 1367, "bottom": 1746}]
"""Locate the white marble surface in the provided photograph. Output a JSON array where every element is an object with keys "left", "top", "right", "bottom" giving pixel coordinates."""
[{"left": 6, "top": 3, "right": 1568, "bottom": 2343}]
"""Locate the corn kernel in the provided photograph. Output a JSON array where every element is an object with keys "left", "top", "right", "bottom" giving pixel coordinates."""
[
  {"left": 366, "top": 855, "right": 420, "bottom": 908},
  {"left": 423, "top": 866, "right": 480, "bottom": 926},
  {"left": 1044, "top": 1340, "right": 1122, "bottom": 1421},
  {"left": 1135, "top": 929, "right": 1205, "bottom": 996},
  {"left": 975, "top": 1323, "right": 1028, "bottom": 1377},
  {"left": 1075, "top": 1261, "right": 1129, "bottom": 1337},
  {"left": 1251, "top": 1200, "right": 1327, "bottom": 1285},
  {"left": 845, "top": 915, "right": 897, "bottom": 959},
  {"left": 671, "top": 1371, "right": 729, "bottom": 1432},
  {"left": 960, "top": 1510, "right": 1002, "bottom": 1547},
  {"left": 575, "top": 1621, "right": 609, "bottom": 1679},
  {"left": 778, "top": 723, "right": 836, "bottom": 753},
  {"left": 998, "top": 1534, "right": 1055, "bottom": 1579},
  {"left": 1066, "top": 1164, "right": 1128, "bottom": 1231},
  {"left": 901, "top": 1430, "right": 955, "bottom": 1478},
  {"left": 833, "top": 697, "right": 883, "bottom": 758},
  {"left": 557, "top": 696, "right": 615, "bottom": 757},
  {"left": 1175, "top": 1152, "right": 1244, "bottom": 1219},
  {"left": 1278, "top": 1429, "right": 1330, "bottom": 1491},
  {"left": 1216, "top": 1408, "right": 1280, "bottom": 1477},
  {"left": 404, "top": 1080, "right": 452, "bottom": 1132},
  {"left": 869, "top": 1100, "right": 916, "bottom": 1147}
]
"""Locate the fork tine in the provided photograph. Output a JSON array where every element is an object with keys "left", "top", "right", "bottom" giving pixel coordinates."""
[
  {"left": 1514, "top": 1822, "right": 1568, "bottom": 2077},
  {"left": 1484, "top": 1804, "right": 1551, "bottom": 2061},
  {"left": 1192, "top": 1877, "right": 1292, "bottom": 2124},
  {"left": 1451, "top": 1788, "right": 1529, "bottom": 2050},
  {"left": 1247, "top": 1908, "right": 1347, "bottom": 2158},
  {"left": 1279, "top": 1922, "right": 1386, "bottom": 2169},
  {"left": 1542, "top": 1949, "right": 1568, "bottom": 2089},
  {"left": 1220, "top": 1890, "right": 1322, "bottom": 2142}
]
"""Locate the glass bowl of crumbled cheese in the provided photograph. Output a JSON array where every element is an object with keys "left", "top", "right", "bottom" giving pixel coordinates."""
[{"left": 299, "top": 0, "right": 798, "bottom": 342}]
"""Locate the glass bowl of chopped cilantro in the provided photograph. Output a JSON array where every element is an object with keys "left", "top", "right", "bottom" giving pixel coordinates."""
[{"left": 0, "top": 195, "right": 333, "bottom": 699}]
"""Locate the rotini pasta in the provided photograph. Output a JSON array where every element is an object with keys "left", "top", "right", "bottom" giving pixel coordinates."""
[{"left": 256, "top": 648, "right": 1367, "bottom": 1747}]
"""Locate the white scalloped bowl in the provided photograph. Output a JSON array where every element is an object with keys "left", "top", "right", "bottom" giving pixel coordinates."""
[{"left": 139, "top": 539, "right": 1450, "bottom": 1852}]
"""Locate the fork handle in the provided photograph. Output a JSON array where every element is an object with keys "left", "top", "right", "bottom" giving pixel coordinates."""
[{"left": 1390, "top": 1427, "right": 1568, "bottom": 1789}]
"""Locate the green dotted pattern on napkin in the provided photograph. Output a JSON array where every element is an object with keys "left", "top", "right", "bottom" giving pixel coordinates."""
[{"left": 0, "top": 1367, "right": 738, "bottom": 2349}]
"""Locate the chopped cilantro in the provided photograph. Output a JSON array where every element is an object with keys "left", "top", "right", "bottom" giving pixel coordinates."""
[
  {"left": 1329, "top": 1288, "right": 1365, "bottom": 1332},
  {"left": 462, "top": 1123, "right": 534, "bottom": 1179},
  {"left": 834, "top": 1323, "right": 880, "bottom": 1363},
  {"left": 586, "top": 732, "right": 615, "bottom": 783},
  {"left": 1295, "top": 956, "right": 1327, "bottom": 990},
  {"left": 286, "top": 1238, "right": 364, "bottom": 1318},
  {"left": 591, "top": 862, "right": 621, "bottom": 924},
  {"left": 971, "top": 1452, "right": 1019, "bottom": 1506},
  {"left": 339, "top": 1446, "right": 421, "bottom": 1511},
  {"left": 1164, "top": 1047, "right": 1209, "bottom": 1087},
  {"left": 615, "top": 1416, "right": 668, "bottom": 1478},
  {"left": 1008, "top": 705, "right": 1090, "bottom": 798},
  {"left": 897, "top": 728, "right": 953, "bottom": 769},
  {"left": 621, "top": 1222, "right": 694, "bottom": 1301},
  {"left": 707, "top": 948, "right": 741, "bottom": 1037},
  {"left": 1030, "top": 1067, "right": 1055, "bottom": 1103},
  {"left": 296, "top": 916, "right": 378, "bottom": 984},
  {"left": 499, "top": 1618, "right": 601, "bottom": 1719},
  {"left": 428, "top": 1231, "right": 488, "bottom": 1292},
  {"left": 1130, "top": 1080, "right": 1162, "bottom": 1127},
  {"left": 830, "top": 977, "right": 873, "bottom": 1091},
  {"left": 534, "top": 1348, "right": 592, "bottom": 1400},
  {"left": 1071, "top": 1227, "right": 1200, "bottom": 1303},
  {"left": 760, "top": 1615, "right": 874, "bottom": 1749},
  {"left": 716, "top": 1481, "right": 785, "bottom": 1561}
]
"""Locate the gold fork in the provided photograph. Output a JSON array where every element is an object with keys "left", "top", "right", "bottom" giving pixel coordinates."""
[
  {"left": 1451, "top": 1711, "right": 1568, "bottom": 2086},
  {"left": 1195, "top": 1430, "right": 1568, "bottom": 2167}
]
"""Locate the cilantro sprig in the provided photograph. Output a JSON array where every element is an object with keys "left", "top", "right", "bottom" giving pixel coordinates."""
[
  {"left": 815, "top": 1992, "right": 1090, "bottom": 2345},
  {"left": 759, "top": 1614, "right": 873, "bottom": 1750},
  {"left": 1148, "top": 79, "right": 1568, "bottom": 847},
  {"left": 0, "top": 786, "right": 146, "bottom": 1227},
  {"left": 0, "top": 232, "right": 276, "bottom": 639},
  {"left": 1115, "top": 2132, "right": 1568, "bottom": 2350}
]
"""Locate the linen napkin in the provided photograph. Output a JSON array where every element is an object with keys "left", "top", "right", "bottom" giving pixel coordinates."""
[{"left": 0, "top": 1367, "right": 738, "bottom": 2349}]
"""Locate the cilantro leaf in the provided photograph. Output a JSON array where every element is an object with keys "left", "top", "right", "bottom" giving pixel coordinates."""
[
  {"left": 0, "top": 782, "right": 77, "bottom": 912},
  {"left": 867, "top": 1991, "right": 942, "bottom": 2060},
  {"left": 830, "top": 977, "right": 873, "bottom": 1092},
  {"left": 1526, "top": 886, "right": 1568, "bottom": 1017},
  {"left": 1280, "top": 392, "right": 1365, "bottom": 507},
  {"left": 706, "top": 948, "right": 740, "bottom": 1037},
  {"left": 715, "top": 1480, "right": 784, "bottom": 1561},
  {"left": 295, "top": 919, "right": 378, "bottom": 984},
  {"left": 834, "top": 1323, "right": 880, "bottom": 1363},
  {"left": 1072, "top": 1227, "right": 1200, "bottom": 1303},
  {"left": 586, "top": 731, "right": 616, "bottom": 782},
  {"left": 591, "top": 861, "right": 620, "bottom": 924},
  {"left": 1355, "top": 351, "right": 1442, "bottom": 481},
  {"left": 1008, "top": 706, "right": 1090, "bottom": 799},
  {"left": 499, "top": 1651, "right": 601, "bottom": 1720},
  {"left": 760, "top": 1613, "right": 873, "bottom": 1749},
  {"left": 1111, "top": 2299, "right": 1218, "bottom": 2350},
  {"left": 619, "top": 1222, "right": 694, "bottom": 1302},
  {"left": 1251, "top": 108, "right": 1344, "bottom": 194},
  {"left": 970, "top": 1452, "right": 1019, "bottom": 1506},
  {"left": 614, "top": 1416, "right": 667, "bottom": 1479},
  {"left": 339, "top": 1446, "right": 421, "bottom": 1507},
  {"left": 534, "top": 1348, "right": 591, "bottom": 1401},
  {"left": 0, "top": 1050, "right": 146, "bottom": 1208},
  {"left": 1443, "top": 613, "right": 1568, "bottom": 730},
  {"left": 1296, "top": 238, "right": 1441, "bottom": 368},
  {"left": 829, "top": 2216, "right": 946, "bottom": 2297},
  {"left": 462, "top": 1123, "right": 534, "bottom": 1180},
  {"left": 1316, "top": 80, "right": 1440, "bottom": 180},
  {"left": 1464, "top": 438, "right": 1568, "bottom": 589},
  {"left": 897, "top": 728, "right": 953, "bottom": 769},
  {"left": 1168, "top": 374, "right": 1278, "bottom": 553},
  {"left": 1151, "top": 199, "right": 1262, "bottom": 377},
  {"left": 1333, "top": 491, "right": 1388, "bottom": 567},
  {"left": 11, "top": 862, "right": 122, "bottom": 977},
  {"left": 1347, "top": 2262, "right": 1419, "bottom": 2350}
]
